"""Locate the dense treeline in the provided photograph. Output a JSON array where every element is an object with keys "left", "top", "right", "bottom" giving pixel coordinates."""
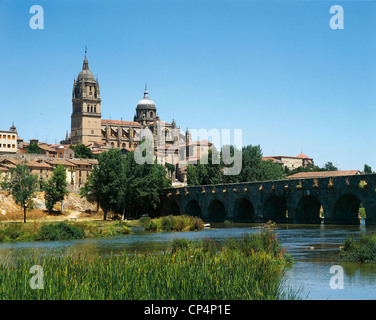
[
  {"left": 187, "top": 144, "right": 342, "bottom": 186},
  {"left": 80, "top": 148, "right": 170, "bottom": 220}
]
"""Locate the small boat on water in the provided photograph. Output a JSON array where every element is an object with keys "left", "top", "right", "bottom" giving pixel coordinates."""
[{"left": 203, "top": 223, "right": 211, "bottom": 228}]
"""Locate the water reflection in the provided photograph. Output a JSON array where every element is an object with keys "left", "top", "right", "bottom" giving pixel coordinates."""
[{"left": 0, "top": 223, "right": 375, "bottom": 299}]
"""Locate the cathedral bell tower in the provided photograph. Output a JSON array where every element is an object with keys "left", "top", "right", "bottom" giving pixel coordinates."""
[{"left": 70, "top": 48, "right": 102, "bottom": 145}]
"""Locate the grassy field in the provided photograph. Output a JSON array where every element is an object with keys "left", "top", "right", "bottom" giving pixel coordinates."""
[{"left": 0, "top": 223, "right": 299, "bottom": 300}]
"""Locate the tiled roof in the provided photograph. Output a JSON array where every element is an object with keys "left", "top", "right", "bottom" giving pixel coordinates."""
[
  {"left": 67, "top": 159, "right": 94, "bottom": 166},
  {"left": 102, "top": 119, "right": 141, "bottom": 127},
  {"left": 263, "top": 155, "right": 313, "bottom": 160},
  {"left": 38, "top": 144, "right": 57, "bottom": 153},
  {"left": 287, "top": 170, "right": 360, "bottom": 179},
  {"left": 295, "top": 153, "right": 313, "bottom": 160},
  {"left": 262, "top": 157, "right": 283, "bottom": 164},
  {"left": 2, "top": 158, "right": 52, "bottom": 169},
  {"left": 45, "top": 159, "right": 77, "bottom": 167}
]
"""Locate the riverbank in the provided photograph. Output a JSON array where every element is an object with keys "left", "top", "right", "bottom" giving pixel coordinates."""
[
  {"left": 0, "top": 226, "right": 299, "bottom": 300},
  {"left": 0, "top": 215, "right": 205, "bottom": 243}
]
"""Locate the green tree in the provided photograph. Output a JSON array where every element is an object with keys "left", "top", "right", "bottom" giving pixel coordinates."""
[
  {"left": 70, "top": 144, "right": 94, "bottom": 159},
  {"left": 286, "top": 162, "right": 323, "bottom": 176},
  {"left": 187, "top": 144, "right": 286, "bottom": 186},
  {"left": 1, "top": 161, "right": 39, "bottom": 223},
  {"left": 27, "top": 141, "right": 41, "bottom": 154},
  {"left": 260, "top": 160, "right": 286, "bottom": 181},
  {"left": 44, "top": 164, "right": 68, "bottom": 212},
  {"left": 364, "top": 164, "right": 372, "bottom": 174},
  {"left": 221, "top": 145, "right": 241, "bottom": 184},
  {"left": 122, "top": 152, "right": 171, "bottom": 217},
  {"left": 187, "top": 148, "right": 223, "bottom": 186},
  {"left": 323, "top": 161, "right": 338, "bottom": 171},
  {"left": 82, "top": 149, "right": 126, "bottom": 220}
]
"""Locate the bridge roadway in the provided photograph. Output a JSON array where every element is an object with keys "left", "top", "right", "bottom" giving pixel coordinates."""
[{"left": 160, "top": 173, "right": 376, "bottom": 225}]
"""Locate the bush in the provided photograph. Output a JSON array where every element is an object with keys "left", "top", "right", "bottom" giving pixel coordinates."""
[
  {"left": 1, "top": 223, "right": 23, "bottom": 240},
  {"left": 38, "top": 221, "right": 84, "bottom": 241},
  {"left": 142, "top": 215, "right": 204, "bottom": 233},
  {"left": 121, "top": 225, "right": 131, "bottom": 234},
  {"left": 144, "top": 220, "right": 157, "bottom": 232},
  {"left": 340, "top": 233, "right": 376, "bottom": 263},
  {"left": 161, "top": 216, "right": 174, "bottom": 231},
  {"left": 139, "top": 216, "right": 151, "bottom": 226}
]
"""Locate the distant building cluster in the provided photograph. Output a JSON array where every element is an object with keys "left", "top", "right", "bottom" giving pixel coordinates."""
[
  {"left": 0, "top": 130, "right": 98, "bottom": 191},
  {"left": 262, "top": 153, "right": 314, "bottom": 171}
]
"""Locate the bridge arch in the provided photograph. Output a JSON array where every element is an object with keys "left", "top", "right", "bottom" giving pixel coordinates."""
[
  {"left": 166, "top": 200, "right": 180, "bottom": 216},
  {"left": 207, "top": 199, "right": 226, "bottom": 222},
  {"left": 332, "top": 194, "right": 361, "bottom": 225},
  {"left": 184, "top": 199, "right": 202, "bottom": 217},
  {"left": 263, "top": 196, "right": 287, "bottom": 223},
  {"left": 234, "top": 198, "right": 255, "bottom": 222},
  {"left": 294, "top": 195, "right": 322, "bottom": 224}
]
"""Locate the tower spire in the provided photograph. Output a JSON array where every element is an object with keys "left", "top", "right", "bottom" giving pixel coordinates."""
[
  {"left": 83, "top": 46, "right": 89, "bottom": 70},
  {"left": 143, "top": 84, "right": 149, "bottom": 98}
]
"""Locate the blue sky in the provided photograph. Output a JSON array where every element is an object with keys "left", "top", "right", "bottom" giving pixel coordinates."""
[{"left": 0, "top": 0, "right": 375, "bottom": 171}]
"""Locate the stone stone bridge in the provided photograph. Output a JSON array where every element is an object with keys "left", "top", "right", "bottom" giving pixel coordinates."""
[{"left": 159, "top": 173, "right": 376, "bottom": 225}]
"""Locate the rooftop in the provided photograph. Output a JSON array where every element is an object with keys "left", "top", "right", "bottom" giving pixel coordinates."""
[{"left": 287, "top": 170, "right": 360, "bottom": 179}]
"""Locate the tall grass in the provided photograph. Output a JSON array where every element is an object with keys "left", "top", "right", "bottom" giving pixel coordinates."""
[{"left": 0, "top": 224, "right": 300, "bottom": 300}]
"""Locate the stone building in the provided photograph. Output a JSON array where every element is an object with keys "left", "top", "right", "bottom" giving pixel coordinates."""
[
  {"left": 70, "top": 50, "right": 102, "bottom": 146},
  {"left": 68, "top": 50, "right": 184, "bottom": 153},
  {"left": 262, "top": 153, "right": 314, "bottom": 171}
]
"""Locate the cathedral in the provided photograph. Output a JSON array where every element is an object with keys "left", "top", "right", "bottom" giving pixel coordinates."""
[
  {"left": 64, "top": 50, "right": 216, "bottom": 183},
  {"left": 68, "top": 50, "right": 186, "bottom": 154}
]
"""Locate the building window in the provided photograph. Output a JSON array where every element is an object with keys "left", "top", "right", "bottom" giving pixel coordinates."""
[
  {"left": 87, "top": 106, "right": 90, "bottom": 112},
  {"left": 91, "top": 130, "right": 94, "bottom": 135},
  {"left": 150, "top": 112, "right": 153, "bottom": 118},
  {"left": 94, "top": 106, "right": 96, "bottom": 113}
]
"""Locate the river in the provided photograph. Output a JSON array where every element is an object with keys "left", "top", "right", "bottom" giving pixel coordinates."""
[{"left": 0, "top": 222, "right": 375, "bottom": 300}]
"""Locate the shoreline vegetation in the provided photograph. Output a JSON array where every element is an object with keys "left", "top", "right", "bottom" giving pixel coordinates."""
[
  {"left": 0, "top": 222, "right": 300, "bottom": 300},
  {"left": 0, "top": 215, "right": 205, "bottom": 243},
  {"left": 340, "top": 233, "right": 376, "bottom": 263}
]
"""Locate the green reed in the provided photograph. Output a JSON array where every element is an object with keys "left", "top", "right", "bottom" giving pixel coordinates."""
[{"left": 0, "top": 229, "right": 300, "bottom": 300}]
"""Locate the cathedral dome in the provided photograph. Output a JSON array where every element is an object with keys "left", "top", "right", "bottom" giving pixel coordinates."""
[
  {"left": 77, "top": 69, "right": 95, "bottom": 81},
  {"left": 137, "top": 88, "right": 156, "bottom": 110},
  {"left": 77, "top": 49, "right": 95, "bottom": 82}
]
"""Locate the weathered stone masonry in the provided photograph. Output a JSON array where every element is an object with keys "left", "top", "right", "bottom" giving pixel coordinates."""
[{"left": 160, "top": 173, "right": 376, "bottom": 225}]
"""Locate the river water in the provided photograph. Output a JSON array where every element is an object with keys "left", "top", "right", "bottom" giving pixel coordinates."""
[{"left": 0, "top": 222, "right": 375, "bottom": 300}]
